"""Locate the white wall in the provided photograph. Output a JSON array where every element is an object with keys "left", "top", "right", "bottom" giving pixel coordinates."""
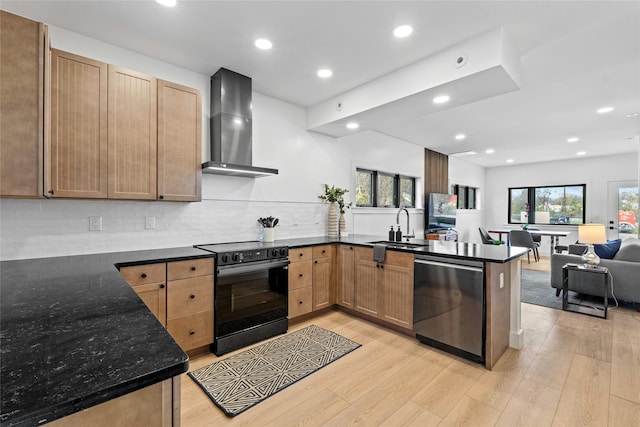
[
  {"left": 0, "top": 25, "right": 425, "bottom": 260},
  {"left": 448, "top": 156, "right": 486, "bottom": 244},
  {"left": 484, "top": 152, "right": 639, "bottom": 255}
]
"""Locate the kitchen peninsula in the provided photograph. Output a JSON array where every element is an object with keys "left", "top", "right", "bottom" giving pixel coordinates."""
[{"left": 0, "top": 236, "right": 527, "bottom": 425}]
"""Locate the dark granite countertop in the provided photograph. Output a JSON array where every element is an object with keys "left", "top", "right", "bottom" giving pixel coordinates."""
[
  {"left": 269, "top": 234, "right": 528, "bottom": 263},
  {"left": 0, "top": 247, "right": 212, "bottom": 426}
]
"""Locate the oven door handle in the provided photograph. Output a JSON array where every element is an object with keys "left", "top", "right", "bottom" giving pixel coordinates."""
[{"left": 216, "top": 259, "right": 290, "bottom": 277}]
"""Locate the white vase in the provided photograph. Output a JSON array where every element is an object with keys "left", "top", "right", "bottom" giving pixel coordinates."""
[
  {"left": 339, "top": 212, "right": 347, "bottom": 236},
  {"left": 327, "top": 202, "right": 338, "bottom": 237},
  {"left": 263, "top": 227, "right": 275, "bottom": 242}
]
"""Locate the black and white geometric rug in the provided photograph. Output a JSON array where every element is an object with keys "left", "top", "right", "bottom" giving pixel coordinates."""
[{"left": 188, "top": 325, "right": 361, "bottom": 417}]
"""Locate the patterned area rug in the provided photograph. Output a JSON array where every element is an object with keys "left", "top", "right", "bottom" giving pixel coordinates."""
[{"left": 188, "top": 325, "right": 361, "bottom": 416}]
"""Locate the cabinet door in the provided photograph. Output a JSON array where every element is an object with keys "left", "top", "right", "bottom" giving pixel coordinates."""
[
  {"left": 132, "top": 282, "right": 167, "bottom": 327},
  {"left": 289, "top": 286, "right": 313, "bottom": 319},
  {"left": 381, "top": 264, "right": 414, "bottom": 329},
  {"left": 157, "top": 80, "right": 201, "bottom": 202},
  {"left": 49, "top": 49, "right": 108, "bottom": 198},
  {"left": 120, "top": 263, "right": 167, "bottom": 326},
  {"left": 108, "top": 65, "right": 157, "bottom": 200},
  {"left": 354, "top": 259, "right": 381, "bottom": 317},
  {"left": 312, "top": 256, "right": 332, "bottom": 310},
  {"left": 337, "top": 245, "right": 355, "bottom": 308},
  {"left": 0, "top": 11, "right": 46, "bottom": 198}
]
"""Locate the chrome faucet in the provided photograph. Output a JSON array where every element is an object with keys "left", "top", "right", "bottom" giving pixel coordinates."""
[{"left": 396, "top": 207, "right": 415, "bottom": 241}]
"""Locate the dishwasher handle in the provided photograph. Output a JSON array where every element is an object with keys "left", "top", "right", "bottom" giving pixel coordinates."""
[{"left": 414, "top": 258, "right": 483, "bottom": 273}]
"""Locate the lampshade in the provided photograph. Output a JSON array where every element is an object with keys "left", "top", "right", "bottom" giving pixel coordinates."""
[{"left": 578, "top": 224, "right": 607, "bottom": 244}]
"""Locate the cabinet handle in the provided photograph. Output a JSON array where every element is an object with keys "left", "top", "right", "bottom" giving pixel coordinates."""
[
  {"left": 299, "top": 273, "right": 303, "bottom": 277},
  {"left": 141, "top": 273, "right": 147, "bottom": 278},
  {"left": 314, "top": 260, "right": 318, "bottom": 264},
  {"left": 299, "top": 253, "right": 303, "bottom": 257},
  {"left": 322, "top": 249, "right": 326, "bottom": 254},
  {"left": 380, "top": 264, "right": 384, "bottom": 269},
  {"left": 48, "top": 190, "right": 54, "bottom": 195},
  {"left": 159, "top": 195, "right": 164, "bottom": 200},
  {"left": 189, "top": 330, "right": 195, "bottom": 335},
  {"left": 349, "top": 246, "right": 353, "bottom": 250},
  {"left": 191, "top": 266, "right": 196, "bottom": 271},
  {"left": 299, "top": 301, "right": 303, "bottom": 305},
  {"left": 190, "top": 294, "right": 195, "bottom": 299},
  {"left": 159, "top": 284, "right": 165, "bottom": 289}
]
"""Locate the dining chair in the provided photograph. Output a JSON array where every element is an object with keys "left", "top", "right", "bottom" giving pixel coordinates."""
[
  {"left": 509, "top": 229, "right": 540, "bottom": 263},
  {"left": 479, "top": 227, "right": 502, "bottom": 245}
]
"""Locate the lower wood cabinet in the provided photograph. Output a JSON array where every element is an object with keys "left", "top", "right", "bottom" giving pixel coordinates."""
[
  {"left": 120, "top": 257, "right": 214, "bottom": 353},
  {"left": 312, "top": 245, "right": 333, "bottom": 310},
  {"left": 353, "top": 247, "right": 414, "bottom": 330},
  {"left": 288, "top": 247, "right": 313, "bottom": 319},
  {"left": 337, "top": 245, "right": 355, "bottom": 309}
]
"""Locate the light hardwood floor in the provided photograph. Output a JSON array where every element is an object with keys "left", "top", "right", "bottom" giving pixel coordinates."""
[{"left": 182, "top": 303, "right": 640, "bottom": 426}]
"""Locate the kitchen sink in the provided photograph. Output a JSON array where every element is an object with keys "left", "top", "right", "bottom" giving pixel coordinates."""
[{"left": 368, "top": 240, "right": 429, "bottom": 250}]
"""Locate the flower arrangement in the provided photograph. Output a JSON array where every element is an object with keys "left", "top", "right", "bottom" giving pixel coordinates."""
[
  {"left": 318, "top": 184, "right": 351, "bottom": 213},
  {"left": 257, "top": 216, "right": 279, "bottom": 228}
]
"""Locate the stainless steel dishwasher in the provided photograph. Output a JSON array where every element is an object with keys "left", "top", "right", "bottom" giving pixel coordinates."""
[{"left": 413, "top": 255, "right": 485, "bottom": 363}]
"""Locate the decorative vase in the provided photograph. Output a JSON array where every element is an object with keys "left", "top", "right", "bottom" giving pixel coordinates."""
[
  {"left": 263, "top": 227, "right": 275, "bottom": 242},
  {"left": 327, "top": 202, "right": 338, "bottom": 237},
  {"left": 339, "top": 212, "right": 347, "bottom": 236}
]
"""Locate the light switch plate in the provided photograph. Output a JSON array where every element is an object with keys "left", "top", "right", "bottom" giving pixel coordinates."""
[
  {"left": 145, "top": 216, "right": 156, "bottom": 230},
  {"left": 89, "top": 216, "right": 102, "bottom": 231}
]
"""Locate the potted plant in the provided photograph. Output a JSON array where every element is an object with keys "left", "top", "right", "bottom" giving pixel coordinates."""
[
  {"left": 258, "top": 216, "right": 279, "bottom": 242},
  {"left": 318, "top": 184, "right": 349, "bottom": 237}
]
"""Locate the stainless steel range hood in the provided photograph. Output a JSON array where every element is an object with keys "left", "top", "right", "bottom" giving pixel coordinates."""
[{"left": 202, "top": 68, "right": 278, "bottom": 178}]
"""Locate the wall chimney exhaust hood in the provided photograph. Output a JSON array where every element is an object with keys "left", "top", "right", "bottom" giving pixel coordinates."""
[{"left": 202, "top": 68, "right": 278, "bottom": 178}]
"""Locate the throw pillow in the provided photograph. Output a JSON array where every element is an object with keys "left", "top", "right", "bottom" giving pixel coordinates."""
[{"left": 593, "top": 239, "right": 621, "bottom": 259}]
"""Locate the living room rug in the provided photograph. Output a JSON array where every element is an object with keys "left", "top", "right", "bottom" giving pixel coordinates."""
[{"left": 188, "top": 325, "right": 361, "bottom": 417}]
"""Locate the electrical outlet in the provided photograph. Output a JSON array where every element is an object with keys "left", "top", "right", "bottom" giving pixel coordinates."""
[
  {"left": 145, "top": 216, "right": 156, "bottom": 230},
  {"left": 89, "top": 216, "right": 102, "bottom": 231}
]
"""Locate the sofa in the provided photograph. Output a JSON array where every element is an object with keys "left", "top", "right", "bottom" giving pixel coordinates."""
[{"left": 550, "top": 237, "right": 640, "bottom": 310}]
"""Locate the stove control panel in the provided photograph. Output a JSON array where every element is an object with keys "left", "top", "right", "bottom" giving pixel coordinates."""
[{"left": 217, "top": 246, "right": 289, "bottom": 266}]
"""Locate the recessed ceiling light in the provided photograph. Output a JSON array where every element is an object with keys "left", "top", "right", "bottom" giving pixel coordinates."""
[
  {"left": 485, "top": 149, "right": 495, "bottom": 154},
  {"left": 317, "top": 69, "right": 333, "bottom": 78},
  {"left": 597, "top": 106, "right": 614, "bottom": 114},
  {"left": 454, "top": 133, "right": 466, "bottom": 140},
  {"left": 567, "top": 137, "right": 579, "bottom": 143},
  {"left": 506, "top": 158, "right": 514, "bottom": 163},
  {"left": 255, "top": 39, "right": 273, "bottom": 50},
  {"left": 577, "top": 151, "right": 586, "bottom": 156},
  {"left": 156, "top": 0, "right": 176, "bottom": 6},
  {"left": 626, "top": 112, "right": 640, "bottom": 118},
  {"left": 433, "top": 95, "right": 450, "bottom": 104},
  {"left": 393, "top": 25, "right": 413, "bottom": 38},
  {"left": 346, "top": 122, "right": 359, "bottom": 130}
]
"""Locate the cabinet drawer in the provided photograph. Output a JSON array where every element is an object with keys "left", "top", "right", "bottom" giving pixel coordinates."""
[
  {"left": 313, "top": 244, "right": 332, "bottom": 259},
  {"left": 167, "top": 275, "right": 213, "bottom": 319},
  {"left": 289, "top": 287, "right": 313, "bottom": 319},
  {"left": 288, "top": 260, "right": 313, "bottom": 290},
  {"left": 167, "top": 310, "right": 213, "bottom": 351},
  {"left": 289, "top": 247, "right": 312, "bottom": 262},
  {"left": 120, "top": 263, "right": 166, "bottom": 286},
  {"left": 167, "top": 258, "right": 213, "bottom": 281}
]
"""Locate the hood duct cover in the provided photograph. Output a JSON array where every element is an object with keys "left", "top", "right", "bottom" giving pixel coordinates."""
[{"left": 202, "top": 68, "right": 278, "bottom": 177}]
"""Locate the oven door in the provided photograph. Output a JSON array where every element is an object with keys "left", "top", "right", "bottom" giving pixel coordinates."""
[{"left": 215, "top": 259, "right": 289, "bottom": 340}]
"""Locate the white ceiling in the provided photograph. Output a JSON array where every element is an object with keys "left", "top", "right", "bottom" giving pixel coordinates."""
[{"left": 3, "top": 0, "right": 640, "bottom": 168}]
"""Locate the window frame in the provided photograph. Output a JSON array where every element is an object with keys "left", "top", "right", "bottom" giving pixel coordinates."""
[
  {"left": 355, "top": 168, "right": 416, "bottom": 208},
  {"left": 451, "top": 184, "right": 477, "bottom": 209},
  {"left": 508, "top": 184, "right": 586, "bottom": 225}
]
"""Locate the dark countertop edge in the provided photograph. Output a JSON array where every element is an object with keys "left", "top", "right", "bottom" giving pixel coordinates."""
[
  {"left": 114, "top": 252, "right": 215, "bottom": 269},
  {"left": 278, "top": 235, "right": 527, "bottom": 263},
  {"left": 7, "top": 361, "right": 189, "bottom": 427}
]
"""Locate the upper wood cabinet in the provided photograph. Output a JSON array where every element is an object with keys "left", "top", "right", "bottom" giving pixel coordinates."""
[
  {"left": 108, "top": 65, "right": 157, "bottom": 200},
  {"left": 157, "top": 80, "right": 202, "bottom": 202},
  {"left": 0, "top": 11, "right": 47, "bottom": 198},
  {"left": 49, "top": 49, "right": 108, "bottom": 198}
]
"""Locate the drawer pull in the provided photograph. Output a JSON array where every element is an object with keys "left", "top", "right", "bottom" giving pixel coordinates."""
[
  {"left": 141, "top": 273, "right": 147, "bottom": 278},
  {"left": 159, "top": 284, "right": 165, "bottom": 289},
  {"left": 189, "top": 330, "right": 195, "bottom": 335},
  {"left": 314, "top": 260, "right": 318, "bottom": 264},
  {"left": 299, "top": 273, "right": 303, "bottom": 277},
  {"left": 190, "top": 294, "right": 195, "bottom": 299},
  {"left": 322, "top": 249, "right": 326, "bottom": 254},
  {"left": 299, "top": 301, "right": 303, "bottom": 305},
  {"left": 299, "top": 253, "right": 304, "bottom": 257},
  {"left": 190, "top": 266, "right": 196, "bottom": 271}
]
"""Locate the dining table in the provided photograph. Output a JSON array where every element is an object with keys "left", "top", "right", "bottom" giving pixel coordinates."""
[{"left": 488, "top": 228, "right": 571, "bottom": 255}]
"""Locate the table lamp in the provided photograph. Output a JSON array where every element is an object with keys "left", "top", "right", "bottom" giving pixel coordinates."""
[{"left": 578, "top": 224, "right": 607, "bottom": 267}]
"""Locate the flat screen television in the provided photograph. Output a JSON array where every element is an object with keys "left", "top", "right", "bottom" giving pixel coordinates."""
[{"left": 426, "top": 193, "right": 457, "bottom": 232}]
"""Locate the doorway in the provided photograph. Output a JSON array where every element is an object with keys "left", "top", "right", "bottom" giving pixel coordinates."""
[{"left": 608, "top": 180, "right": 639, "bottom": 240}]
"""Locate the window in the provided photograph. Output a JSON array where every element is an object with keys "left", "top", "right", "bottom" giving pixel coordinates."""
[
  {"left": 508, "top": 184, "right": 586, "bottom": 225},
  {"left": 451, "top": 184, "right": 477, "bottom": 209},
  {"left": 355, "top": 168, "right": 415, "bottom": 208}
]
